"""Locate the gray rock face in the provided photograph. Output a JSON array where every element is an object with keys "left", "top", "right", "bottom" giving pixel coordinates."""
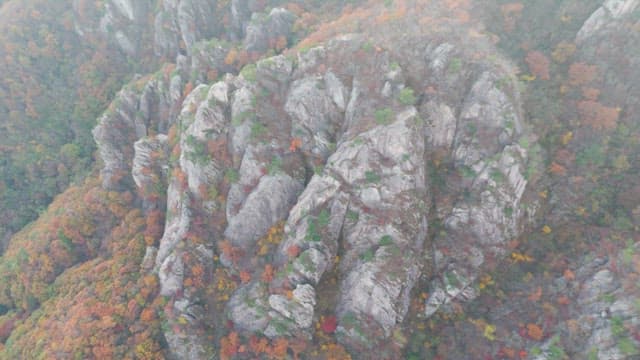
[
  {"left": 285, "top": 75, "right": 343, "bottom": 161},
  {"left": 156, "top": 181, "right": 192, "bottom": 272},
  {"left": 74, "top": 0, "right": 302, "bottom": 70},
  {"left": 190, "top": 39, "right": 236, "bottom": 84},
  {"left": 576, "top": 0, "right": 640, "bottom": 43},
  {"left": 217, "top": 32, "right": 533, "bottom": 352},
  {"left": 226, "top": 282, "right": 271, "bottom": 333},
  {"left": 153, "top": 183, "right": 204, "bottom": 359},
  {"left": 423, "top": 101, "right": 456, "bottom": 149},
  {"left": 243, "top": 8, "right": 296, "bottom": 53},
  {"left": 225, "top": 146, "right": 261, "bottom": 219},
  {"left": 227, "top": 102, "right": 431, "bottom": 350},
  {"left": 77, "top": 0, "right": 291, "bottom": 61},
  {"left": 228, "top": 86, "right": 257, "bottom": 161},
  {"left": 160, "top": 83, "right": 229, "bottom": 235},
  {"left": 74, "top": 0, "right": 153, "bottom": 56},
  {"left": 140, "top": 75, "right": 185, "bottom": 134},
  {"left": 111, "top": 0, "right": 137, "bottom": 21},
  {"left": 424, "top": 69, "right": 528, "bottom": 317},
  {"left": 92, "top": 88, "right": 141, "bottom": 189},
  {"left": 152, "top": 81, "right": 234, "bottom": 360},
  {"left": 178, "top": 83, "right": 229, "bottom": 200},
  {"left": 230, "top": 0, "right": 252, "bottom": 40},
  {"left": 160, "top": 244, "right": 215, "bottom": 360},
  {"left": 74, "top": 0, "right": 226, "bottom": 60},
  {"left": 223, "top": 174, "right": 304, "bottom": 259},
  {"left": 92, "top": 71, "right": 239, "bottom": 360},
  {"left": 90, "top": 8, "right": 536, "bottom": 356},
  {"left": 154, "top": 0, "right": 221, "bottom": 57},
  {"left": 334, "top": 111, "right": 428, "bottom": 345},
  {"left": 67, "top": 0, "right": 640, "bottom": 357},
  {"left": 523, "top": 243, "right": 640, "bottom": 360},
  {"left": 92, "top": 70, "right": 187, "bottom": 190},
  {"left": 153, "top": 10, "right": 181, "bottom": 59},
  {"left": 164, "top": 332, "right": 208, "bottom": 360},
  {"left": 573, "top": 267, "right": 629, "bottom": 360},
  {"left": 158, "top": 249, "right": 185, "bottom": 296},
  {"left": 132, "top": 134, "right": 170, "bottom": 211},
  {"left": 256, "top": 54, "right": 294, "bottom": 95}
]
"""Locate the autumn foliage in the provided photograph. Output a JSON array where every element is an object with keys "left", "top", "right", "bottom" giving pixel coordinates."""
[
  {"left": 0, "top": 180, "right": 132, "bottom": 311},
  {"left": 549, "top": 162, "right": 567, "bottom": 176},
  {"left": 551, "top": 41, "right": 576, "bottom": 63},
  {"left": 568, "top": 62, "right": 598, "bottom": 86},
  {"left": 321, "top": 315, "right": 338, "bottom": 334},
  {"left": 526, "top": 323, "right": 544, "bottom": 341},
  {"left": 144, "top": 210, "right": 165, "bottom": 246},
  {"left": 0, "top": 0, "right": 137, "bottom": 241},
  {"left": 0, "top": 181, "right": 165, "bottom": 358},
  {"left": 261, "top": 264, "right": 275, "bottom": 282},
  {"left": 289, "top": 137, "right": 303, "bottom": 152},
  {"left": 287, "top": 244, "right": 301, "bottom": 258},
  {"left": 2, "top": 0, "right": 639, "bottom": 359},
  {"left": 501, "top": 3, "right": 524, "bottom": 32},
  {"left": 577, "top": 100, "right": 620, "bottom": 130},
  {"left": 220, "top": 331, "right": 240, "bottom": 360},
  {"left": 525, "top": 51, "right": 550, "bottom": 80},
  {"left": 220, "top": 332, "right": 302, "bottom": 360}
]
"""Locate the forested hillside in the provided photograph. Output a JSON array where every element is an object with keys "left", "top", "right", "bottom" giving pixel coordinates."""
[
  {"left": 0, "top": 0, "right": 137, "bottom": 246},
  {"left": 0, "top": 0, "right": 639, "bottom": 359}
]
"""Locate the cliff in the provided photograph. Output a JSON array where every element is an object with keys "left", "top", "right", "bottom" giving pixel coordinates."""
[{"left": 0, "top": 0, "right": 639, "bottom": 359}]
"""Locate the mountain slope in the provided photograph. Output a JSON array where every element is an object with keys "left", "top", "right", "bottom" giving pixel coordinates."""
[{"left": 0, "top": 0, "right": 639, "bottom": 359}]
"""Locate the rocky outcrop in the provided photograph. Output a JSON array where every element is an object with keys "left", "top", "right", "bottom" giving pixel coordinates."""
[
  {"left": 223, "top": 174, "right": 303, "bottom": 253},
  {"left": 74, "top": 0, "right": 223, "bottom": 58},
  {"left": 230, "top": 0, "right": 252, "bottom": 40},
  {"left": 576, "top": 0, "right": 640, "bottom": 43},
  {"left": 87, "top": 10, "right": 539, "bottom": 356},
  {"left": 154, "top": 82, "right": 233, "bottom": 359},
  {"left": 219, "top": 30, "right": 533, "bottom": 351},
  {"left": 332, "top": 108, "right": 428, "bottom": 347},
  {"left": 227, "top": 106, "right": 430, "bottom": 347},
  {"left": 285, "top": 74, "right": 344, "bottom": 161},
  {"left": 243, "top": 8, "right": 296, "bottom": 53},
  {"left": 84, "top": 0, "right": 549, "bottom": 355},
  {"left": 189, "top": 39, "right": 236, "bottom": 84},
  {"left": 13, "top": 0, "right": 640, "bottom": 358},
  {"left": 132, "top": 134, "right": 170, "bottom": 211},
  {"left": 91, "top": 67, "right": 236, "bottom": 360},
  {"left": 73, "top": 0, "right": 153, "bottom": 56},
  {"left": 92, "top": 87, "right": 142, "bottom": 190},
  {"left": 424, "top": 69, "right": 529, "bottom": 317},
  {"left": 92, "top": 71, "right": 185, "bottom": 189},
  {"left": 178, "top": 83, "right": 229, "bottom": 200},
  {"left": 217, "top": 35, "right": 532, "bottom": 349},
  {"left": 155, "top": 80, "right": 231, "bottom": 275},
  {"left": 464, "top": 242, "right": 640, "bottom": 360},
  {"left": 74, "top": 0, "right": 299, "bottom": 66},
  {"left": 567, "top": 245, "right": 640, "bottom": 359},
  {"left": 154, "top": 0, "right": 222, "bottom": 57}
]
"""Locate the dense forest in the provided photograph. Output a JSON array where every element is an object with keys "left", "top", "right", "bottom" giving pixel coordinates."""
[{"left": 0, "top": 0, "right": 639, "bottom": 359}]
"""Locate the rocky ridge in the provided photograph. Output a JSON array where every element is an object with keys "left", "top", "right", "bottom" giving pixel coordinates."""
[
  {"left": 1, "top": 0, "right": 639, "bottom": 358},
  {"left": 72, "top": 0, "right": 301, "bottom": 61},
  {"left": 90, "top": 2, "right": 538, "bottom": 354}
]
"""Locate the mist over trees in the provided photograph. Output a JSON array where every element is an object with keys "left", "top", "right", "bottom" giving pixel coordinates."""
[{"left": 0, "top": 0, "right": 639, "bottom": 358}]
